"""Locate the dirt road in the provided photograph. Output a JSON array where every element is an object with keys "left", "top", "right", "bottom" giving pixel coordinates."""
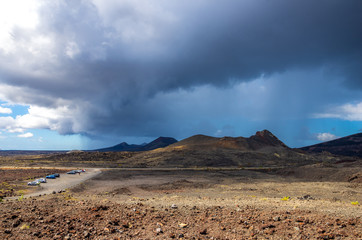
[{"left": 8, "top": 168, "right": 101, "bottom": 199}]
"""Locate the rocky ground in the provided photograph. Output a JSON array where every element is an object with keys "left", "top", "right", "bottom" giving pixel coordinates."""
[
  {"left": 0, "top": 194, "right": 360, "bottom": 240},
  {"left": 0, "top": 165, "right": 361, "bottom": 239}
]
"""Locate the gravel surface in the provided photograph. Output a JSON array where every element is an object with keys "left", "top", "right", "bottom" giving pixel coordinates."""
[
  {"left": 0, "top": 196, "right": 361, "bottom": 240},
  {"left": 1, "top": 167, "right": 361, "bottom": 239},
  {"left": 5, "top": 168, "right": 101, "bottom": 199}
]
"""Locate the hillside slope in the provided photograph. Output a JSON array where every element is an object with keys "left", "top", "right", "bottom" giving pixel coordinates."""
[
  {"left": 300, "top": 132, "right": 362, "bottom": 158},
  {"left": 127, "top": 130, "right": 323, "bottom": 168},
  {"left": 96, "top": 137, "right": 178, "bottom": 152}
]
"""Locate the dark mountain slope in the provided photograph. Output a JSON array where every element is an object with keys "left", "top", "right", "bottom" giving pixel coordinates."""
[
  {"left": 171, "top": 130, "right": 288, "bottom": 151},
  {"left": 300, "top": 132, "right": 362, "bottom": 158},
  {"left": 127, "top": 130, "right": 321, "bottom": 168},
  {"left": 142, "top": 137, "right": 178, "bottom": 151},
  {"left": 96, "top": 137, "right": 178, "bottom": 152},
  {"left": 96, "top": 142, "right": 141, "bottom": 152}
]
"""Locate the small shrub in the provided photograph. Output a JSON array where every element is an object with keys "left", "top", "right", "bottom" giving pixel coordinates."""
[
  {"left": 20, "top": 223, "right": 30, "bottom": 230},
  {"left": 61, "top": 192, "right": 78, "bottom": 201},
  {"left": 274, "top": 153, "right": 281, "bottom": 158},
  {"left": 18, "top": 194, "right": 24, "bottom": 201},
  {"left": 351, "top": 201, "right": 359, "bottom": 205},
  {"left": 281, "top": 196, "right": 290, "bottom": 201},
  {"left": 17, "top": 190, "right": 25, "bottom": 196}
]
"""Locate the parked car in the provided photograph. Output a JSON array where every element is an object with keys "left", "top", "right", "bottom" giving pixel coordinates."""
[
  {"left": 28, "top": 181, "right": 40, "bottom": 186},
  {"left": 53, "top": 173, "right": 60, "bottom": 177},
  {"left": 36, "top": 178, "right": 47, "bottom": 183},
  {"left": 66, "top": 170, "right": 77, "bottom": 174},
  {"left": 46, "top": 174, "right": 56, "bottom": 179}
]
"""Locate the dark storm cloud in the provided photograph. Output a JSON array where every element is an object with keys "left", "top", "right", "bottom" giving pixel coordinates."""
[
  {"left": 151, "top": 0, "right": 362, "bottom": 89},
  {"left": 0, "top": 0, "right": 361, "bottom": 140}
]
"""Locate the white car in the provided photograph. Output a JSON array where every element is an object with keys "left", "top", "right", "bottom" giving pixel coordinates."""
[
  {"left": 36, "top": 178, "right": 47, "bottom": 183},
  {"left": 27, "top": 181, "right": 40, "bottom": 186}
]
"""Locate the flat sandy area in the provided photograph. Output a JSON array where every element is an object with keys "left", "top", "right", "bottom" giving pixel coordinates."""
[{"left": 71, "top": 168, "right": 361, "bottom": 217}]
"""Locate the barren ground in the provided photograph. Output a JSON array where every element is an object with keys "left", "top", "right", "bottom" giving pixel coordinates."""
[
  {"left": 0, "top": 168, "right": 69, "bottom": 197},
  {"left": 0, "top": 164, "right": 361, "bottom": 239},
  {"left": 13, "top": 168, "right": 101, "bottom": 198}
]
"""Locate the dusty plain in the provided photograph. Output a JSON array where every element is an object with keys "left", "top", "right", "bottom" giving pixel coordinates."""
[{"left": 0, "top": 153, "right": 361, "bottom": 239}]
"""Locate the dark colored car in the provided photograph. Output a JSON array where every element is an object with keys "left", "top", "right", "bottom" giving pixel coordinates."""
[
  {"left": 53, "top": 173, "right": 60, "bottom": 177},
  {"left": 46, "top": 174, "right": 56, "bottom": 179},
  {"left": 66, "top": 170, "right": 76, "bottom": 174}
]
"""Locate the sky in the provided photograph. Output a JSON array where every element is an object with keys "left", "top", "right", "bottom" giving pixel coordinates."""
[{"left": 0, "top": 0, "right": 361, "bottom": 150}]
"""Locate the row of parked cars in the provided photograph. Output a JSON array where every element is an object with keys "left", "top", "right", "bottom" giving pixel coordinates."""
[
  {"left": 27, "top": 169, "right": 86, "bottom": 186},
  {"left": 67, "top": 169, "right": 86, "bottom": 174},
  {"left": 27, "top": 173, "right": 60, "bottom": 186}
]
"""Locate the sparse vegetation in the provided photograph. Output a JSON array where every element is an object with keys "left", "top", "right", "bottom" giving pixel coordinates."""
[
  {"left": 20, "top": 223, "right": 30, "bottom": 230},
  {"left": 16, "top": 190, "right": 25, "bottom": 196},
  {"left": 0, "top": 151, "right": 138, "bottom": 168},
  {"left": 61, "top": 191, "right": 78, "bottom": 201},
  {"left": 17, "top": 194, "right": 24, "bottom": 201}
]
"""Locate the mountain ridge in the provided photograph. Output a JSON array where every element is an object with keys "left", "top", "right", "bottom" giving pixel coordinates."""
[
  {"left": 300, "top": 132, "right": 362, "bottom": 158},
  {"left": 96, "top": 137, "right": 178, "bottom": 152},
  {"left": 170, "top": 129, "right": 288, "bottom": 151},
  {"left": 126, "top": 130, "right": 319, "bottom": 168}
]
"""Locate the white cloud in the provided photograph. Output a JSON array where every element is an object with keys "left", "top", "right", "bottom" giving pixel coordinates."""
[
  {"left": 315, "top": 132, "right": 338, "bottom": 142},
  {"left": 0, "top": 104, "right": 80, "bottom": 135},
  {"left": 0, "top": 106, "right": 12, "bottom": 114},
  {"left": 15, "top": 105, "right": 79, "bottom": 134},
  {"left": 17, "top": 132, "right": 34, "bottom": 138},
  {"left": 7, "top": 128, "right": 25, "bottom": 133},
  {"left": 0, "top": 0, "right": 40, "bottom": 53},
  {"left": 0, "top": 116, "right": 16, "bottom": 129},
  {"left": 314, "top": 102, "right": 362, "bottom": 121}
]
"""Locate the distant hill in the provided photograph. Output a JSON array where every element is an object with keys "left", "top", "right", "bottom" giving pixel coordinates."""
[
  {"left": 300, "top": 132, "right": 362, "bottom": 158},
  {"left": 96, "top": 137, "right": 178, "bottom": 152},
  {"left": 4, "top": 130, "right": 358, "bottom": 169},
  {"left": 171, "top": 130, "right": 288, "bottom": 151},
  {"left": 126, "top": 130, "right": 324, "bottom": 168},
  {"left": 141, "top": 137, "right": 178, "bottom": 151},
  {"left": 0, "top": 150, "right": 67, "bottom": 156}
]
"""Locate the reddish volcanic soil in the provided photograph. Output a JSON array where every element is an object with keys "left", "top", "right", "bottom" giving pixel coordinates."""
[
  {"left": 0, "top": 167, "right": 361, "bottom": 239},
  {"left": 0, "top": 195, "right": 360, "bottom": 240}
]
